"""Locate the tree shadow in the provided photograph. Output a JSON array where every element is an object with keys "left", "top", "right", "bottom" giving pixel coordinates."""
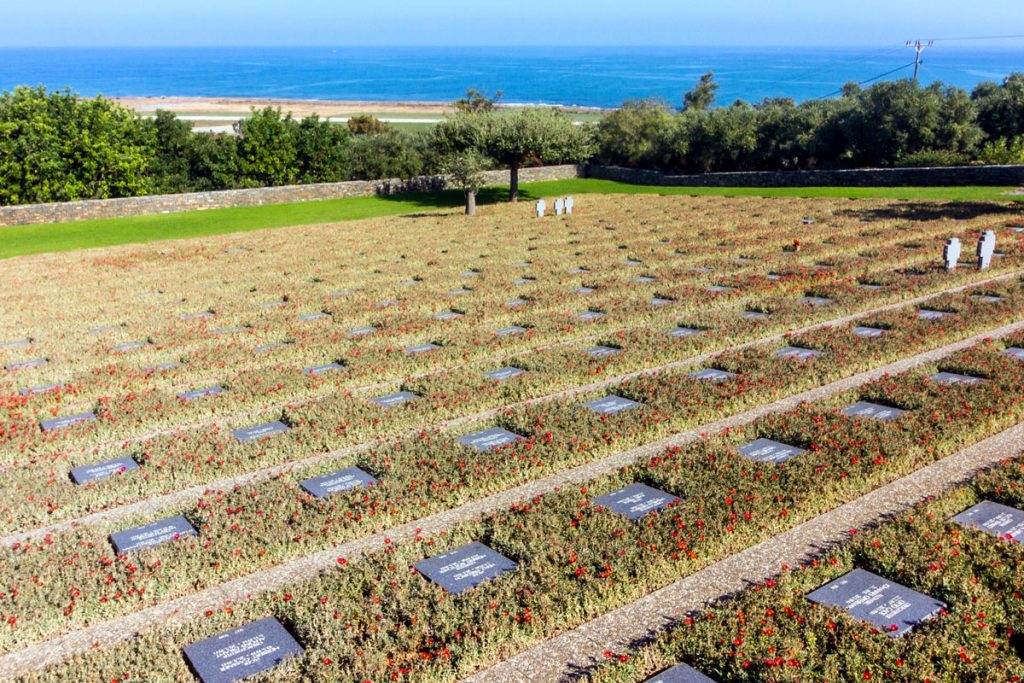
[
  {"left": 838, "top": 201, "right": 1023, "bottom": 223},
  {"left": 375, "top": 185, "right": 542, "bottom": 213}
]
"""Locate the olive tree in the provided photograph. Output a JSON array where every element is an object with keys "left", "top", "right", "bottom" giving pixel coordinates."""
[{"left": 441, "top": 149, "right": 490, "bottom": 216}]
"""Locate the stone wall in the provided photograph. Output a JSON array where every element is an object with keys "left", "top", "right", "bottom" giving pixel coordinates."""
[
  {"left": 585, "top": 164, "right": 1024, "bottom": 189},
  {"left": 0, "top": 165, "right": 582, "bottom": 227}
]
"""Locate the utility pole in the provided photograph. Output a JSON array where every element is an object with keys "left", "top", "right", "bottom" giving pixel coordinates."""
[{"left": 905, "top": 39, "right": 934, "bottom": 82}]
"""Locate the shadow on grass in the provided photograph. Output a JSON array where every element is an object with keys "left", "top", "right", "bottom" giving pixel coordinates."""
[
  {"left": 377, "top": 185, "right": 541, "bottom": 213},
  {"left": 839, "top": 201, "right": 1023, "bottom": 223}
]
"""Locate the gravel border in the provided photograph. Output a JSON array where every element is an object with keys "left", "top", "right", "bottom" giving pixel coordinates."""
[
  {"left": 466, "top": 422, "right": 1024, "bottom": 683},
  {"left": 7, "top": 271, "right": 1021, "bottom": 546},
  {"left": 2, "top": 317, "right": 1023, "bottom": 677}
]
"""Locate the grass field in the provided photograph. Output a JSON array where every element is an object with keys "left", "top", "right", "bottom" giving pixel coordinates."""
[{"left": 2, "top": 178, "right": 1021, "bottom": 260}]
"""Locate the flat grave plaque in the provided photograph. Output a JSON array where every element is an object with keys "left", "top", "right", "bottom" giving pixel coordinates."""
[
  {"left": 348, "top": 326, "right": 377, "bottom": 337},
  {"left": 377, "top": 299, "right": 398, "bottom": 307},
  {"left": 254, "top": 343, "right": 285, "bottom": 353},
  {"left": 576, "top": 286, "right": 596, "bottom": 295},
  {"left": 585, "top": 395, "right": 641, "bottom": 414},
  {"left": 110, "top": 515, "right": 197, "bottom": 555},
  {"left": 858, "top": 283, "right": 884, "bottom": 290},
  {"left": 704, "top": 285, "right": 732, "bottom": 293},
  {"left": 577, "top": 311, "right": 605, "bottom": 321},
  {"left": 183, "top": 616, "right": 303, "bottom": 683},
  {"left": 973, "top": 294, "right": 1004, "bottom": 303},
  {"left": 507, "top": 298, "right": 528, "bottom": 307},
  {"left": 690, "top": 368, "right": 738, "bottom": 382},
  {"left": 223, "top": 247, "right": 248, "bottom": 254},
  {"left": 300, "top": 466, "right": 378, "bottom": 498},
  {"left": 5, "top": 358, "right": 47, "bottom": 370},
  {"left": 766, "top": 273, "right": 783, "bottom": 281},
  {"left": 447, "top": 288, "right": 471, "bottom": 297},
  {"left": 736, "top": 257, "right": 754, "bottom": 263},
  {"left": 1004, "top": 347, "right": 1024, "bottom": 360},
  {"left": 592, "top": 483, "right": 681, "bottom": 521},
  {"left": 304, "top": 362, "right": 344, "bottom": 376},
  {"left": 144, "top": 361, "right": 182, "bottom": 373},
  {"left": 741, "top": 310, "right": 768, "bottom": 320},
  {"left": 651, "top": 297, "right": 674, "bottom": 306},
  {"left": 586, "top": 345, "right": 621, "bottom": 358},
  {"left": 181, "top": 312, "right": 214, "bottom": 321},
  {"left": 852, "top": 326, "right": 886, "bottom": 338},
  {"left": 40, "top": 411, "right": 96, "bottom": 432},
  {"left": 70, "top": 456, "right": 139, "bottom": 485},
  {"left": 484, "top": 367, "right": 525, "bottom": 381},
  {"left": 918, "top": 309, "right": 954, "bottom": 321},
  {"left": 665, "top": 327, "right": 704, "bottom": 338},
  {"left": 298, "top": 312, "right": 329, "bottom": 322},
  {"left": 0, "top": 338, "right": 31, "bottom": 349},
  {"left": 777, "top": 346, "right": 821, "bottom": 360},
  {"left": 625, "top": 259, "right": 643, "bottom": 266},
  {"left": 461, "top": 270, "right": 480, "bottom": 277},
  {"left": 806, "top": 568, "right": 946, "bottom": 638},
  {"left": 370, "top": 391, "right": 417, "bottom": 408},
  {"left": 635, "top": 275, "right": 657, "bottom": 283},
  {"left": 738, "top": 438, "right": 806, "bottom": 464},
  {"left": 213, "top": 326, "right": 247, "bottom": 335},
  {"left": 952, "top": 500, "right": 1024, "bottom": 540},
  {"left": 404, "top": 343, "right": 440, "bottom": 354},
  {"left": 19, "top": 383, "right": 64, "bottom": 396},
  {"left": 642, "top": 663, "right": 717, "bottom": 683},
  {"left": 842, "top": 401, "right": 905, "bottom": 421},
  {"left": 89, "top": 324, "right": 120, "bottom": 335},
  {"left": 495, "top": 326, "right": 528, "bottom": 336},
  {"left": 688, "top": 266, "right": 712, "bottom": 273},
  {"left": 233, "top": 421, "right": 289, "bottom": 442},
  {"left": 178, "top": 386, "right": 224, "bottom": 401},
  {"left": 513, "top": 278, "right": 532, "bottom": 286},
  {"left": 433, "top": 311, "right": 463, "bottom": 321},
  {"left": 799, "top": 296, "right": 834, "bottom": 306},
  {"left": 929, "top": 372, "right": 986, "bottom": 385},
  {"left": 331, "top": 289, "right": 353, "bottom": 297},
  {"left": 413, "top": 541, "right": 518, "bottom": 594},
  {"left": 457, "top": 427, "right": 522, "bottom": 451}
]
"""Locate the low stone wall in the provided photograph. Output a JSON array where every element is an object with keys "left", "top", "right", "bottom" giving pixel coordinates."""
[
  {"left": 0, "top": 165, "right": 582, "bottom": 227},
  {"left": 585, "top": 164, "right": 1024, "bottom": 189}
]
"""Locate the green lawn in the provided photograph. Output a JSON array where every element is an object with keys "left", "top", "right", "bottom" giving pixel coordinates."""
[{"left": 1, "top": 179, "right": 1020, "bottom": 260}]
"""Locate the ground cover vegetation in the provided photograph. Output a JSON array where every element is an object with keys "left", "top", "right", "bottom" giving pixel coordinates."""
[
  {"left": 2, "top": 73, "right": 1024, "bottom": 206},
  {"left": 14, "top": 333, "right": 1024, "bottom": 681},
  {"left": 588, "top": 458, "right": 1024, "bottom": 682},
  {"left": 3, "top": 194, "right": 1024, "bottom": 680}
]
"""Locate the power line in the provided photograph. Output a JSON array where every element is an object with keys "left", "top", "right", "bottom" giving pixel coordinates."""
[
  {"left": 906, "top": 39, "right": 933, "bottom": 81},
  {"left": 928, "top": 34, "right": 1024, "bottom": 42},
  {"left": 816, "top": 62, "right": 917, "bottom": 99}
]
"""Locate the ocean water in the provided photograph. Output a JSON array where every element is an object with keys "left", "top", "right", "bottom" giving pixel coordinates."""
[{"left": 1, "top": 46, "right": 1023, "bottom": 108}]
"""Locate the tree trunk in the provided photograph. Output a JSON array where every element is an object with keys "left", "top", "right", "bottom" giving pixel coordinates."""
[
  {"left": 465, "top": 190, "right": 477, "bottom": 216},
  {"left": 509, "top": 158, "right": 520, "bottom": 202}
]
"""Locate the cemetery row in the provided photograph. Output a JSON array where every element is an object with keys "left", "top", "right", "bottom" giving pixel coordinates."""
[
  {"left": 1, "top": 193, "right": 962, "bottom": 332},
  {"left": 5, "top": 332, "right": 1024, "bottom": 666},
  {"left": 586, "top": 457, "right": 1024, "bottom": 683},
  {"left": 12, "top": 336, "right": 1024, "bottom": 681},
  {"left": 3, "top": 274, "right": 1020, "bottom": 537},
  {"left": 2, "top": 210, "right": 987, "bottom": 442},
  {"left": 2, "top": 248, "right": 1013, "bottom": 474}
]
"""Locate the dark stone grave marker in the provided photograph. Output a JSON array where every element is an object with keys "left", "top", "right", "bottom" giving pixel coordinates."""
[
  {"left": 651, "top": 297, "right": 673, "bottom": 306},
  {"left": 484, "top": 367, "right": 525, "bottom": 381},
  {"left": 413, "top": 541, "right": 518, "bottom": 595},
  {"left": 929, "top": 372, "right": 986, "bottom": 385},
  {"left": 918, "top": 309, "right": 953, "bottom": 321},
  {"left": 41, "top": 411, "right": 96, "bottom": 432},
  {"left": 233, "top": 421, "right": 289, "bottom": 442},
  {"left": 953, "top": 500, "right": 1024, "bottom": 540},
  {"left": 110, "top": 515, "right": 197, "bottom": 554},
  {"left": 738, "top": 438, "right": 806, "bottom": 464},
  {"left": 183, "top": 616, "right": 303, "bottom": 683},
  {"left": 742, "top": 310, "right": 769, "bottom": 320},
  {"left": 592, "top": 483, "right": 681, "bottom": 521},
  {"left": 300, "top": 467, "right": 378, "bottom": 498},
  {"left": 178, "top": 386, "right": 224, "bottom": 401},
  {"left": 70, "top": 456, "right": 139, "bottom": 485},
  {"left": 806, "top": 568, "right": 946, "bottom": 638},
  {"left": 641, "top": 663, "right": 717, "bottom": 683},
  {"left": 304, "top": 362, "right": 344, "bottom": 376},
  {"left": 586, "top": 345, "right": 621, "bottom": 358},
  {"left": 842, "top": 401, "right": 905, "bottom": 421},
  {"left": 690, "top": 368, "right": 738, "bottom": 382},
  {"left": 585, "top": 395, "right": 641, "bottom": 414},
  {"left": 665, "top": 327, "right": 704, "bottom": 338},
  {"left": 370, "top": 391, "right": 417, "bottom": 408},
  {"left": 457, "top": 427, "right": 522, "bottom": 451},
  {"left": 777, "top": 346, "right": 821, "bottom": 360}
]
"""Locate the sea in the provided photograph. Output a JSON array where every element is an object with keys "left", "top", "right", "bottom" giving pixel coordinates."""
[{"left": 1, "top": 46, "right": 1023, "bottom": 108}]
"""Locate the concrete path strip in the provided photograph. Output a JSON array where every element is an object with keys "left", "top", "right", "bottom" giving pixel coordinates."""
[
  {"left": 465, "top": 424, "right": 1024, "bottom": 683},
  {"left": 2, "top": 317, "right": 1023, "bottom": 677},
  {"left": 7, "top": 271, "right": 1022, "bottom": 545}
]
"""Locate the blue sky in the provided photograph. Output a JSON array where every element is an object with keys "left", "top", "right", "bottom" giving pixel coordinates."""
[{"left": 3, "top": 0, "right": 1023, "bottom": 47}]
